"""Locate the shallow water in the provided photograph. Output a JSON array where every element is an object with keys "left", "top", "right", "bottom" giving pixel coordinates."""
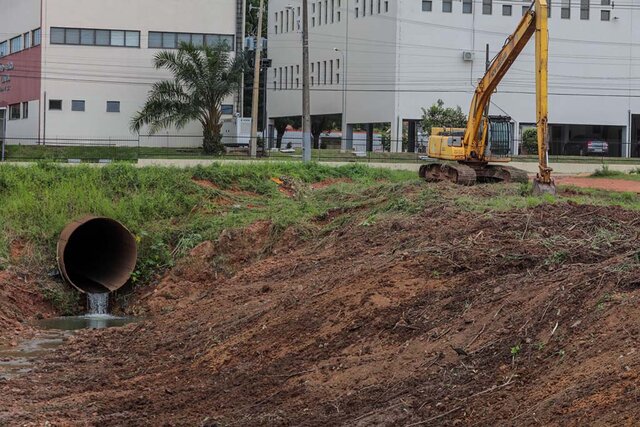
[{"left": 0, "top": 315, "right": 136, "bottom": 380}]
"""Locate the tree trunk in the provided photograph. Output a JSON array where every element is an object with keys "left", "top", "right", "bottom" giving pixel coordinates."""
[
  {"left": 203, "top": 128, "right": 224, "bottom": 155},
  {"left": 276, "top": 133, "right": 284, "bottom": 149}
]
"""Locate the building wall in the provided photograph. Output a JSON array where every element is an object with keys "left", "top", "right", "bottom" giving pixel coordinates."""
[
  {"left": 37, "top": 0, "right": 239, "bottom": 141},
  {"left": 268, "top": 0, "right": 640, "bottom": 154},
  {"left": 0, "top": 0, "right": 42, "bottom": 138}
]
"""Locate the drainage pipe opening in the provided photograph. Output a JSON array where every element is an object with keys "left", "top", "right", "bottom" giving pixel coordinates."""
[{"left": 57, "top": 217, "right": 137, "bottom": 294}]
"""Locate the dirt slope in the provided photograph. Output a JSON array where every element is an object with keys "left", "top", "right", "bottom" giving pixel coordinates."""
[{"left": 1, "top": 202, "right": 639, "bottom": 426}]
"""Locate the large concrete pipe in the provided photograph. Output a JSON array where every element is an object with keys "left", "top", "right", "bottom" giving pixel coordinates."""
[{"left": 57, "top": 216, "right": 137, "bottom": 293}]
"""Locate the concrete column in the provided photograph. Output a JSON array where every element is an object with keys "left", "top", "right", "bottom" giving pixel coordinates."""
[
  {"left": 407, "top": 120, "right": 416, "bottom": 153},
  {"left": 390, "top": 116, "right": 402, "bottom": 153},
  {"left": 366, "top": 123, "right": 374, "bottom": 152},
  {"left": 622, "top": 126, "right": 630, "bottom": 158},
  {"left": 345, "top": 124, "right": 354, "bottom": 151}
]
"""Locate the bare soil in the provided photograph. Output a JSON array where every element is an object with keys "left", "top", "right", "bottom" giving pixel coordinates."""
[
  {"left": 556, "top": 176, "right": 640, "bottom": 193},
  {"left": 1, "top": 196, "right": 640, "bottom": 426}
]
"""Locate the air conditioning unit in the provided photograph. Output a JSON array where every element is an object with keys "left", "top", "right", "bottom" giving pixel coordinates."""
[{"left": 462, "top": 51, "right": 474, "bottom": 62}]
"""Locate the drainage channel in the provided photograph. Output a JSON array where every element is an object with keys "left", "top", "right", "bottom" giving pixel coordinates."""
[{"left": 0, "top": 293, "right": 137, "bottom": 381}]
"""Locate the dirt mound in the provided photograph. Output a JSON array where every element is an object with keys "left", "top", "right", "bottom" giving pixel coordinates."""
[
  {"left": 1, "top": 203, "right": 639, "bottom": 425},
  {"left": 0, "top": 271, "right": 56, "bottom": 346}
]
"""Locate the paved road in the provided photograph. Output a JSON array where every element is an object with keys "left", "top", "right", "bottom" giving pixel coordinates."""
[{"left": 137, "top": 158, "right": 640, "bottom": 175}]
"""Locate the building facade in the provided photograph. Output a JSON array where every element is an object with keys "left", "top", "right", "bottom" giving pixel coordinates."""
[
  {"left": 267, "top": 0, "right": 640, "bottom": 157},
  {"left": 0, "top": 0, "right": 245, "bottom": 145}
]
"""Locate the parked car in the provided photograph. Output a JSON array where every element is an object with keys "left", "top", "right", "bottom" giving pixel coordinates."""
[{"left": 563, "top": 136, "right": 609, "bottom": 156}]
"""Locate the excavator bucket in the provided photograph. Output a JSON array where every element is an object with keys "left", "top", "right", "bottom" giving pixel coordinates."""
[{"left": 532, "top": 178, "right": 557, "bottom": 196}]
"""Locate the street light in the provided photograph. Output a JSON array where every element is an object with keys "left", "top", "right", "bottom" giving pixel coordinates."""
[{"left": 334, "top": 47, "right": 347, "bottom": 152}]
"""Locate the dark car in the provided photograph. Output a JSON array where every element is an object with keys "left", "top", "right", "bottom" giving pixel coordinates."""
[{"left": 563, "top": 136, "right": 609, "bottom": 156}]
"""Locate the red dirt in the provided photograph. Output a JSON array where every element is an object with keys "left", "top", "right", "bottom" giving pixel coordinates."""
[
  {"left": 557, "top": 176, "right": 640, "bottom": 193},
  {"left": 1, "top": 203, "right": 640, "bottom": 425},
  {"left": 0, "top": 271, "right": 56, "bottom": 346}
]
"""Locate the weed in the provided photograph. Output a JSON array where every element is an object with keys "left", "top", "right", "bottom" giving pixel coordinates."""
[
  {"left": 592, "top": 165, "right": 624, "bottom": 178},
  {"left": 545, "top": 250, "right": 568, "bottom": 266},
  {"left": 40, "top": 285, "right": 80, "bottom": 316},
  {"left": 536, "top": 342, "right": 545, "bottom": 351}
]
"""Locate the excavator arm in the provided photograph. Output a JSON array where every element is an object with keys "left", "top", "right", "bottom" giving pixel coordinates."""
[{"left": 464, "top": 0, "right": 555, "bottom": 193}]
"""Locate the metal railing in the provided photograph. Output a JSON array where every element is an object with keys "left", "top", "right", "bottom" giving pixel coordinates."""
[{"left": 1, "top": 135, "right": 639, "bottom": 163}]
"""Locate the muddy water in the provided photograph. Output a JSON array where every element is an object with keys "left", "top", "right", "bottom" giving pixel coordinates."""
[{"left": 0, "top": 315, "right": 136, "bottom": 380}]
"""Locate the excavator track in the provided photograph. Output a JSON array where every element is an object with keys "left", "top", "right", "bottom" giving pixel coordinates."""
[
  {"left": 419, "top": 162, "right": 529, "bottom": 186},
  {"left": 474, "top": 165, "right": 530, "bottom": 184},
  {"left": 419, "top": 162, "right": 477, "bottom": 186}
]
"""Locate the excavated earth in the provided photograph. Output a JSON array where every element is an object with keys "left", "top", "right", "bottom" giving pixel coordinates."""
[{"left": 1, "top": 198, "right": 640, "bottom": 426}]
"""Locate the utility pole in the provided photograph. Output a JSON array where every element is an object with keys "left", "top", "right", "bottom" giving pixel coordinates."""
[
  {"left": 249, "top": 0, "right": 265, "bottom": 158},
  {"left": 302, "top": 0, "right": 312, "bottom": 162},
  {"left": 334, "top": 48, "right": 347, "bottom": 152}
]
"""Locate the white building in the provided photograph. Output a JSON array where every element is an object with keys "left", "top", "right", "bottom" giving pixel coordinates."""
[
  {"left": 267, "top": 0, "right": 640, "bottom": 157},
  {"left": 0, "top": 0, "right": 245, "bottom": 146}
]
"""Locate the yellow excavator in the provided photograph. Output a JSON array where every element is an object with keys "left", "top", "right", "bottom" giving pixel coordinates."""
[{"left": 419, "top": 0, "right": 556, "bottom": 195}]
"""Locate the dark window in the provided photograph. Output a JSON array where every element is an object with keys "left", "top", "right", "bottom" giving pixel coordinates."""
[
  {"left": 10, "top": 36, "right": 22, "bottom": 53},
  {"left": 483, "top": 0, "right": 492, "bottom": 15},
  {"left": 422, "top": 0, "right": 432, "bottom": 11},
  {"left": 49, "top": 100, "right": 62, "bottom": 111},
  {"left": 0, "top": 41, "right": 7, "bottom": 57},
  {"left": 51, "top": 27, "right": 140, "bottom": 47},
  {"left": 71, "top": 100, "right": 85, "bottom": 112},
  {"left": 522, "top": 5, "right": 529, "bottom": 15},
  {"left": 106, "top": 101, "right": 120, "bottom": 113},
  {"left": 9, "top": 104, "right": 20, "bottom": 120},
  {"left": 148, "top": 32, "right": 162, "bottom": 48},
  {"left": 463, "top": 0, "right": 472, "bottom": 13},
  {"left": 443, "top": 0, "right": 452, "bottom": 12},
  {"left": 601, "top": 9, "right": 610, "bottom": 20},
  {"left": 221, "top": 104, "right": 233, "bottom": 114},
  {"left": 561, "top": 0, "right": 570, "bottom": 18},
  {"left": 22, "top": 102, "right": 28, "bottom": 119},
  {"left": 32, "top": 28, "right": 41, "bottom": 46},
  {"left": 580, "top": 0, "right": 589, "bottom": 19},
  {"left": 503, "top": 4, "right": 512, "bottom": 15}
]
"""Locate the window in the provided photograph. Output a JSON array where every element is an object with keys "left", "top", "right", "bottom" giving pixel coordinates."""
[
  {"left": 32, "top": 28, "right": 41, "bottom": 46},
  {"left": 22, "top": 102, "right": 28, "bottom": 119},
  {"left": 483, "top": 0, "right": 492, "bottom": 15},
  {"left": 336, "top": 73, "right": 340, "bottom": 84},
  {"left": 330, "top": 60, "right": 333, "bottom": 84},
  {"left": 66, "top": 28, "right": 80, "bottom": 44},
  {"left": 0, "top": 41, "right": 7, "bottom": 57},
  {"left": 325, "top": 0, "right": 329, "bottom": 23},
  {"left": 9, "top": 104, "right": 20, "bottom": 120},
  {"left": 96, "top": 30, "right": 110, "bottom": 46},
  {"left": 580, "top": 0, "right": 589, "bottom": 19},
  {"left": 319, "top": 2, "right": 322, "bottom": 24},
  {"left": 10, "top": 36, "right": 22, "bottom": 53},
  {"left": 548, "top": 0, "right": 552, "bottom": 17},
  {"left": 561, "top": 0, "right": 570, "bottom": 18},
  {"left": 51, "top": 28, "right": 141, "bottom": 48},
  {"left": 355, "top": 7, "right": 358, "bottom": 18},
  {"left": 148, "top": 32, "right": 232, "bottom": 49},
  {"left": 192, "top": 34, "right": 204, "bottom": 47},
  {"left": 443, "top": 0, "right": 452, "bottom": 12},
  {"left": 49, "top": 100, "right": 62, "bottom": 111},
  {"left": 522, "top": 5, "right": 529, "bottom": 15},
  {"left": 221, "top": 104, "right": 233, "bottom": 114},
  {"left": 323, "top": 61, "right": 327, "bottom": 85},
  {"left": 463, "top": 0, "right": 472, "bottom": 13},
  {"left": 71, "top": 100, "right": 85, "bottom": 112},
  {"left": 279, "top": 67, "right": 282, "bottom": 89},
  {"left": 422, "top": 0, "right": 432, "bottom": 11},
  {"left": 148, "top": 32, "right": 162, "bottom": 48},
  {"left": 385, "top": 1, "right": 389, "bottom": 12},
  {"left": 601, "top": 9, "right": 610, "bottom": 20},
  {"left": 106, "top": 101, "right": 120, "bottom": 113},
  {"left": 80, "top": 29, "right": 94, "bottom": 45},
  {"left": 503, "top": 4, "right": 512, "bottom": 15},
  {"left": 23, "top": 33, "right": 30, "bottom": 49},
  {"left": 51, "top": 27, "right": 65, "bottom": 44},
  {"left": 296, "top": 78, "right": 299, "bottom": 88},
  {"left": 290, "top": 65, "right": 294, "bottom": 88}
]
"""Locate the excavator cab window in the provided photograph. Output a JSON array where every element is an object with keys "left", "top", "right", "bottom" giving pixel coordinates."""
[{"left": 488, "top": 116, "right": 513, "bottom": 156}]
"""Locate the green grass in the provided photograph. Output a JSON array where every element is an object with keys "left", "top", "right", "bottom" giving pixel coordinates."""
[
  {"left": 1, "top": 160, "right": 638, "bottom": 316},
  {"left": 7, "top": 144, "right": 640, "bottom": 165},
  {"left": 590, "top": 165, "right": 640, "bottom": 181}
]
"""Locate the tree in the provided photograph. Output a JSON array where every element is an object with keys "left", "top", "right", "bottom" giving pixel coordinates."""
[
  {"left": 521, "top": 128, "right": 538, "bottom": 155},
  {"left": 131, "top": 43, "right": 245, "bottom": 155},
  {"left": 273, "top": 117, "right": 300, "bottom": 149},
  {"left": 421, "top": 99, "right": 467, "bottom": 135},
  {"left": 311, "top": 115, "right": 341, "bottom": 149}
]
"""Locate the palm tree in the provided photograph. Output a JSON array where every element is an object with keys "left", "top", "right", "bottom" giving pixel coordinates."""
[{"left": 131, "top": 43, "right": 245, "bottom": 155}]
